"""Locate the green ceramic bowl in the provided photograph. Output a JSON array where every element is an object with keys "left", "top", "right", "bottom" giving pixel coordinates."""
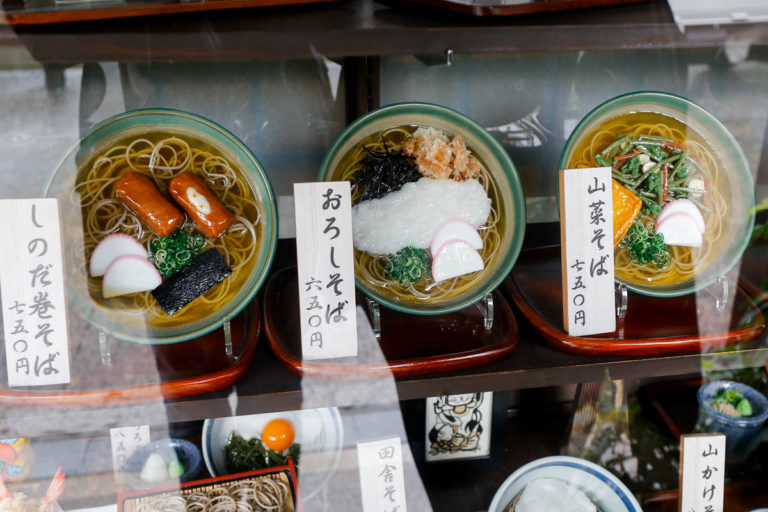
[
  {"left": 318, "top": 102, "right": 526, "bottom": 315},
  {"left": 44, "top": 109, "right": 277, "bottom": 344},
  {"left": 560, "top": 91, "right": 754, "bottom": 297}
]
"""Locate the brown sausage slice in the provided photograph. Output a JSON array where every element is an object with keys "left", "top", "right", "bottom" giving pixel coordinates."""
[
  {"left": 116, "top": 172, "right": 185, "bottom": 237},
  {"left": 169, "top": 172, "right": 235, "bottom": 238}
]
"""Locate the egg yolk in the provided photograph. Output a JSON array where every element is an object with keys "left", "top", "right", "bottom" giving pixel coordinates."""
[{"left": 261, "top": 419, "right": 295, "bottom": 452}]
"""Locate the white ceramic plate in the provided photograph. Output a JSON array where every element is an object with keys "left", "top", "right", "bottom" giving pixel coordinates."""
[
  {"left": 488, "top": 456, "right": 642, "bottom": 512},
  {"left": 202, "top": 407, "right": 343, "bottom": 502}
]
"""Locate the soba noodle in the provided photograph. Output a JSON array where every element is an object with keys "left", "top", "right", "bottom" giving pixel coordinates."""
[
  {"left": 567, "top": 113, "right": 728, "bottom": 287},
  {"left": 130, "top": 476, "right": 291, "bottom": 512},
  {"left": 75, "top": 133, "right": 264, "bottom": 327},
  {"left": 332, "top": 126, "right": 503, "bottom": 305}
]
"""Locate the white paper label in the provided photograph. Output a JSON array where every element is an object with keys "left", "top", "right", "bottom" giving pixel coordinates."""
[
  {"left": 357, "top": 437, "right": 407, "bottom": 512},
  {"left": 294, "top": 182, "right": 357, "bottom": 360},
  {"left": 425, "top": 392, "right": 493, "bottom": 462},
  {"left": 680, "top": 434, "right": 725, "bottom": 512},
  {"left": 110, "top": 425, "right": 150, "bottom": 481},
  {"left": 0, "top": 199, "right": 71, "bottom": 387},
  {"left": 559, "top": 167, "right": 616, "bottom": 336}
]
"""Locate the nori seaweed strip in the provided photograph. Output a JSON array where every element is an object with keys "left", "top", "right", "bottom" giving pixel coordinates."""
[
  {"left": 351, "top": 136, "right": 421, "bottom": 204},
  {"left": 152, "top": 249, "right": 232, "bottom": 316}
]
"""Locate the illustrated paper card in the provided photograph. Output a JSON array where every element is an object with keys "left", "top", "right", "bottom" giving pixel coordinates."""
[{"left": 425, "top": 392, "right": 493, "bottom": 462}]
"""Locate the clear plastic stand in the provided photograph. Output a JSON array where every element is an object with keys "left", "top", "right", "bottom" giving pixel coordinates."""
[
  {"left": 615, "top": 274, "right": 730, "bottom": 319},
  {"left": 98, "top": 329, "right": 111, "bottom": 366},
  {"left": 223, "top": 317, "right": 234, "bottom": 361},
  {"left": 415, "top": 49, "right": 454, "bottom": 67},
  {"left": 478, "top": 293, "right": 494, "bottom": 330},
  {"left": 364, "top": 292, "right": 493, "bottom": 342},
  {"left": 98, "top": 318, "right": 236, "bottom": 366},
  {"left": 615, "top": 283, "right": 628, "bottom": 319},
  {"left": 708, "top": 275, "right": 730, "bottom": 311},
  {"left": 366, "top": 297, "right": 382, "bottom": 341}
]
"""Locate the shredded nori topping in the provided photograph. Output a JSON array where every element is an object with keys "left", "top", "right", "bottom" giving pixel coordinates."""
[{"left": 352, "top": 137, "right": 421, "bottom": 204}]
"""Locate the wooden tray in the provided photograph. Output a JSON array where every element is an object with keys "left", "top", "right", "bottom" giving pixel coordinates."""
[
  {"left": 504, "top": 246, "right": 767, "bottom": 356},
  {"left": 0, "top": 300, "right": 260, "bottom": 407},
  {"left": 264, "top": 267, "right": 519, "bottom": 379},
  {"left": 119, "top": 462, "right": 300, "bottom": 512},
  {"left": 2, "top": 0, "right": 339, "bottom": 27},
  {"left": 380, "top": 0, "right": 647, "bottom": 18}
]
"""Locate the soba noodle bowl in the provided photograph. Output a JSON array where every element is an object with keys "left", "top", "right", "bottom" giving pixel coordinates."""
[
  {"left": 74, "top": 130, "right": 264, "bottom": 328},
  {"left": 565, "top": 112, "right": 729, "bottom": 288},
  {"left": 330, "top": 125, "right": 504, "bottom": 306}
]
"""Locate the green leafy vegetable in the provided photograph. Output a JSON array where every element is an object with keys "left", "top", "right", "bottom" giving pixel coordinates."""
[
  {"left": 150, "top": 229, "right": 206, "bottom": 277},
  {"left": 620, "top": 221, "right": 670, "bottom": 269},
  {"left": 352, "top": 137, "right": 421, "bottom": 204},
  {"left": 737, "top": 398, "right": 754, "bottom": 417},
  {"left": 594, "top": 154, "right": 610, "bottom": 167},
  {"left": 385, "top": 247, "right": 431, "bottom": 288},
  {"left": 167, "top": 460, "right": 184, "bottom": 478},
  {"left": 646, "top": 173, "right": 662, "bottom": 196},
  {"left": 711, "top": 388, "right": 753, "bottom": 418},
  {"left": 623, "top": 156, "right": 641, "bottom": 177},
  {"left": 225, "top": 432, "right": 301, "bottom": 474},
  {"left": 648, "top": 145, "right": 669, "bottom": 161}
]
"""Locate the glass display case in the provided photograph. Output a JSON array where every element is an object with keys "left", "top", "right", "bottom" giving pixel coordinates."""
[{"left": 0, "top": 0, "right": 767, "bottom": 510}]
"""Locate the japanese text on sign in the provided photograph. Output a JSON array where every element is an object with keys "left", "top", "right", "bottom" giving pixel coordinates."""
[
  {"left": 0, "top": 199, "right": 71, "bottom": 386},
  {"left": 294, "top": 183, "right": 357, "bottom": 360},
  {"left": 559, "top": 167, "right": 616, "bottom": 336},
  {"left": 110, "top": 425, "right": 150, "bottom": 482},
  {"left": 680, "top": 434, "right": 725, "bottom": 512},
  {"left": 357, "top": 437, "right": 407, "bottom": 512}
]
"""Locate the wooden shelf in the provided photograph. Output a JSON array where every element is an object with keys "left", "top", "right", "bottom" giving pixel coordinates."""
[
  {"left": 2, "top": 224, "right": 767, "bottom": 438},
  {"left": 4, "top": 0, "right": 768, "bottom": 64}
]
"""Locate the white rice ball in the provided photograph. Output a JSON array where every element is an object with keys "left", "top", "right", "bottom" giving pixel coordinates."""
[
  {"left": 515, "top": 478, "right": 596, "bottom": 512},
  {"left": 352, "top": 177, "right": 491, "bottom": 255}
]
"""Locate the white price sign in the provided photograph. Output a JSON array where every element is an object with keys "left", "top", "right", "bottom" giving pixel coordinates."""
[
  {"left": 357, "top": 437, "right": 407, "bottom": 512},
  {"left": 680, "top": 434, "right": 725, "bottom": 512},
  {"left": 559, "top": 167, "right": 616, "bottom": 336},
  {"left": 294, "top": 182, "right": 358, "bottom": 360},
  {"left": 0, "top": 199, "right": 71, "bottom": 387},
  {"left": 110, "top": 425, "right": 151, "bottom": 482}
]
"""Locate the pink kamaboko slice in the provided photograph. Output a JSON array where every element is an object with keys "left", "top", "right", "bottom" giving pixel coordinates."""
[
  {"left": 655, "top": 212, "right": 703, "bottom": 247},
  {"left": 656, "top": 198, "right": 705, "bottom": 233},
  {"left": 102, "top": 254, "right": 162, "bottom": 298},
  {"left": 90, "top": 233, "right": 149, "bottom": 277},
  {"left": 430, "top": 219, "right": 483, "bottom": 257},
  {"left": 432, "top": 239, "right": 484, "bottom": 283}
]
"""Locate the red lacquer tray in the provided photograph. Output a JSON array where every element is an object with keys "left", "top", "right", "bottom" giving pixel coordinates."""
[
  {"left": 264, "top": 267, "right": 518, "bottom": 379},
  {"left": 2, "top": 0, "right": 340, "bottom": 27},
  {"left": 505, "top": 246, "right": 766, "bottom": 356},
  {"left": 380, "top": 0, "right": 646, "bottom": 18},
  {"left": 119, "top": 461, "right": 301, "bottom": 512},
  {"left": 0, "top": 300, "right": 260, "bottom": 407}
]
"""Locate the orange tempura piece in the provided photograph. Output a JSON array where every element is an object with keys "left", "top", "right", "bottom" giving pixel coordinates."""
[{"left": 612, "top": 179, "right": 641, "bottom": 247}]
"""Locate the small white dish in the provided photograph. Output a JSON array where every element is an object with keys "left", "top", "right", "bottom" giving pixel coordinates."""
[
  {"left": 202, "top": 407, "right": 343, "bottom": 502},
  {"left": 488, "top": 456, "right": 642, "bottom": 512}
]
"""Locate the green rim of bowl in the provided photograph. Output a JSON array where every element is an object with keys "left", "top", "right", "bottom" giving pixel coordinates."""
[
  {"left": 318, "top": 102, "right": 526, "bottom": 315},
  {"left": 559, "top": 91, "right": 755, "bottom": 297},
  {"left": 43, "top": 108, "right": 278, "bottom": 344}
]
